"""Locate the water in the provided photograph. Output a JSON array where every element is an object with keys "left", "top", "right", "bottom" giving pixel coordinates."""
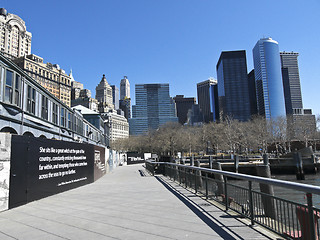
[{"left": 271, "top": 173, "right": 320, "bottom": 208}]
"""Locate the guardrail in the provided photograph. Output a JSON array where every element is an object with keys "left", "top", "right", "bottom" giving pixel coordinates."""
[{"left": 145, "top": 160, "right": 320, "bottom": 240}]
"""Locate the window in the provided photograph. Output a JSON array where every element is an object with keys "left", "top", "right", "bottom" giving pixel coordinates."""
[
  {"left": 14, "top": 74, "right": 21, "bottom": 106},
  {"left": 61, "top": 107, "right": 66, "bottom": 127},
  {"left": 41, "top": 95, "right": 48, "bottom": 120},
  {"left": 27, "top": 85, "right": 36, "bottom": 114},
  {"left": 4, "top": 70, "right": 13, "bottom": 103},
  {"left": 52, "top": 103, "right": 58, "bottom": 124},
  {"left": 67, "top": 112, "right": 71, "bottom": 129}
]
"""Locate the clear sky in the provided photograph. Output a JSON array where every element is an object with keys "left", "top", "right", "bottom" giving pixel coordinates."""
[{"left": 3, "top": 0, "right": 320, "bottom": 116}]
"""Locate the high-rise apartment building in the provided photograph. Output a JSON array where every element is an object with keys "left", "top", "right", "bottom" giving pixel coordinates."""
[
  {"left": 197, "top": 78, "right": 219, "bottom": 123},
  {"left": 280, "top": 52, "right": 303, "bottom": 115},
  {"left": 96, "top": 74, "right": 114, "bottom": 112},
  {"left": 253, "top": 38, "right": 286, "bottom": 120},
  {"left": 120, "top": 76, "right": 130, "bottom": 100},
  {"left": 173, "top": 95, "right": 196, "bottom": 125},
  {"left": 216, "top": 50, "right": 251, "bottom": 121},
  {"left": 14, "top": 54, "right": 72, "bottom": 106},
  {"left": 0, "top": 8, "right": 32, "bottom": 59},
  {"left": 129, "top": 83, "right": 178, "bottom": 135}
]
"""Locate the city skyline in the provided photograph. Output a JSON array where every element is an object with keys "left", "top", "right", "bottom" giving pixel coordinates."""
[{"left": 2, "top": 1, "right": 320, "bottom": 116}]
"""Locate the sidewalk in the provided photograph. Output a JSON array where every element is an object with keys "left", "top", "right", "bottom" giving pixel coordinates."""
[{"left": 0, "top": 164, "right": 282, "bottom": 240}]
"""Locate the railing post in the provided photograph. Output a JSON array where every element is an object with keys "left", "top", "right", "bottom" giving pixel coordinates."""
[
  {"left": 205, "top": 172, "right": 208, "bottom": 199},
  {"left": 195, "top": 169, "right": 197, "bottom": 193},
  {"left": 248, "top": 181, "right": 254, "bottom": 226},
  {"left": 224, "top": 176, "right": 228, "bottom": 211},
  {"left": 185, "top": 168, "right": 187, "bottom": 188},
  {"left": 307, "top": 193, "right": 317, "bottom": 240}
]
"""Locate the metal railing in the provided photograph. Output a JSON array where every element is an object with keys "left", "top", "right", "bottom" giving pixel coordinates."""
[{"left": 145, "top": 160, "right": 320, "bottom": 240}]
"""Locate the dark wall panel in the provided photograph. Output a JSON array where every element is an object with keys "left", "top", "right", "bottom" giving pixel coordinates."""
[{"left": 9, "top": 136, "right": 105, "bottom": 208}]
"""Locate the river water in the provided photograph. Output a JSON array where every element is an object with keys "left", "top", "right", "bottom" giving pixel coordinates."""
[{"left": 270, "top": 173, "right": 320, "bottom": 208}]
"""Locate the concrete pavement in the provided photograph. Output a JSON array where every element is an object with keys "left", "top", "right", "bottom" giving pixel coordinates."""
[{"left": 0, "top": 164, "right": 282, "bottom": 240}]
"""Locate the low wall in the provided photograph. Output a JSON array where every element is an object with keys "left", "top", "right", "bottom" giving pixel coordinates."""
[{"left": 0, "top": 133, "right": 107, "bottom": 211}]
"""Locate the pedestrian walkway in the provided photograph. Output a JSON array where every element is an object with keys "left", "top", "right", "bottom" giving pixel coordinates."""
[{"left": 0, "top": 164, "right": 282, "bottom": 240}]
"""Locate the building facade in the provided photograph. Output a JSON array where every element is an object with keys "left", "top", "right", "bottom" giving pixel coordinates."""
[
  {"left": 0, "top": 8, "right": 32, "bottom": 59},
  {"left": 119, "top": 97, "right": 131, "bottom": 120},
  {"left": 95, "top": 74, "right": 114, "bottom": 112},
  {"left": 129, "top": 83, "right": 178, "bottom": 135},
  {"left": 280, "top": 51, "right": 316, "bottom": 138},
  {"left": 280, "top": 52, "right": 303, "bottom": 115},
  {"left": 216, "top": 50, "right": 251, "bottom": 121},
  {"left": 120, "top": 76, "right": 130, "bottom": 100},
  {"left": 102, "top": 110, "right": 129, "bottom": 144},
  {"left": 248, "top": 69, "right": 258, "bottom": 116},
  {"left": 111, "top": 85, "right": 119, "bottom": 110},
  {"left": 173, "top": 95, "right": 196, "bottom": 125},
  {"left": 14, "top": 54, "right": 72, "bottom": 106},
  {"left": 197, "top": 78, "right": 219, "bottom": 123},
  {"left": 253, "top": 38, "right": 286, "bottom": 120}
]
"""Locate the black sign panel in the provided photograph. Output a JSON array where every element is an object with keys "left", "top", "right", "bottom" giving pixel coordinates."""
[{"left": 9, "top": 136, "right": 103, "bottom": 208}]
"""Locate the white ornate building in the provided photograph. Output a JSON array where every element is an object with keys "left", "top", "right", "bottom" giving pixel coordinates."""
[{"left": 0, "top": 8, "right": 32, "bottom": 59}]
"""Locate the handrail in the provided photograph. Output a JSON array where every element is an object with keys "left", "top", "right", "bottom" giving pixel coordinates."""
[{"left": 146, "top": 160, "right": 320, "bottom": 195}]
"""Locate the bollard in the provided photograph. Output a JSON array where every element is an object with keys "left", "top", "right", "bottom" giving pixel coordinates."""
[
  {"left": 212, "top": 162, "right": 224, "bottom": 195},
  {"left": 234, "top": 155, "right": 239, "bottom": 173},
  {"left": 256, "top": 157, "right": 276, "bottom": 219},
  {"left": 294, "top": 152, "right": 305, "bottom": 180},
  {"left": 209, "top": 156, "right": 213, "bottom": 169},
  {"left": 190, "top": 155, "right": 194, "bottom": 166}
]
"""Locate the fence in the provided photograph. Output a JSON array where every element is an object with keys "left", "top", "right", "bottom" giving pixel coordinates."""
[{"left": 145, "top": 160, "right": 320, "bottom": 240}]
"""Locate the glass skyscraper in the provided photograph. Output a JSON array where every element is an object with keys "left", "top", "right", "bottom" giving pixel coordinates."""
[
  {"left": 129, "top": 84, "right": 178, "bottom": 135},
  {"left": 280, "top": 52, "right": 303, "bottom": 114},
  {"left": 253, "top": 38, "right": 286, "bottom": 120},
  {"left": 216, "top": 50, "right": 251, "bottom": 121},
  {"left": 197, "top": 78, "right": 219, "bottom": 123}
]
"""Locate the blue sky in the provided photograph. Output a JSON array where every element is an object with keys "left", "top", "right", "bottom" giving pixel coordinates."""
[{"left": 3, "top": 0, "right": 320, "bottom": 116}]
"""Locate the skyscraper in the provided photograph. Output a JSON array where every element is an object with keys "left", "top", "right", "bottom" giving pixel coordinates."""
[
  {"left": 280, "top": 52, "right": 316, "bottom": 138},
  {"left": 129, "top": 84, "right": 178, "bottom": 135},
  {"left": 0, "top": 8, "right": 32, "bottom": 59},
  {"left": 280, "top": 52, "right": 303, "bottom": 114},
  {"left": 95, "top": 74, "right": 114, "bottom": 112},
  {"left": 197, "top": 78, "right": 219, "bottom": 123},
  {"left": 216, "top": 50, "right": 251, "bottom": 121},
  {"left": 173, "top": 95, "right": 196, "bottom": 125},
  {"left": 111, "top": 85, "right": 119, "bottom": 110},
  {"left": 253, "top": 38, "right": 286, "bottom": 120},
  {"left": 120, "top": 76, "right": 130, "bottom": 100},
  {"left": 248, "top": 70, "right": 258, "bottom": 116}
]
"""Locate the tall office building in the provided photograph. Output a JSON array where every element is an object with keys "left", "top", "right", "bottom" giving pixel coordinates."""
[
  {"left": 197, "top": 78, "right": 219, "bottom": 123},
  {"left": 0, "top": 8, "right": 32, "bottom": 59},
  {"left": 216, "top": 50, "right": 251, "bottom": 121},
  {"left": 95, "top": 74, "right": 114, "bottom": 112},
  {"left": 120, "top": 76, "right": 130, "bottom": 100},
  {"left": 111, "top": 85, "right": 119, "bottom": 110},
  {"left": 280, "top": 52, "right": 303, "bottom": 114},
  {"left": 248, "top": 70, "right": 258, "bottom": 115},
  {"left": 173, "top": 95, "right": 196, "bottom": 125},
  {"left": 253, "top": 38, "right": 286, "bottom": 120},
  {"left": 119, "top": 98, "right": 131, "bottom": 120},
  {"left": 129, "top": 84, "right": 178, "bottom": 135},
  {"left": 280, "top": 52, "right": 316, "bottom": 138}
]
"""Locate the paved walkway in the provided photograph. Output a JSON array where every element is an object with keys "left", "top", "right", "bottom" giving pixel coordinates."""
[{"left": 0, "top": 164, "right": 282, "bottom": 240}]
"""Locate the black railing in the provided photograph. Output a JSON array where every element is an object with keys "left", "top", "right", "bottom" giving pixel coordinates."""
[{"left": 145, "top": 160, "right": 320, "bottom": 240}]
